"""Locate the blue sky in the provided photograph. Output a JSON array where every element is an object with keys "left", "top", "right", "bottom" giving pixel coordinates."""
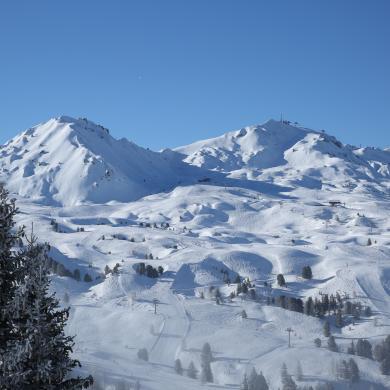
[{"left": 0, "top": 1, "right": 389, "bottom": 149}]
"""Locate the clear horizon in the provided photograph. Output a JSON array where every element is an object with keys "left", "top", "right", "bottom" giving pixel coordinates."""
[{"left": 1, "top": 1, "right": 389, "bottom": 150}]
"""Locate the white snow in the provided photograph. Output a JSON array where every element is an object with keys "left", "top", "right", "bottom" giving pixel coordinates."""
[{"left": 1, "top": 117, "right": 390, "bottom": 389}]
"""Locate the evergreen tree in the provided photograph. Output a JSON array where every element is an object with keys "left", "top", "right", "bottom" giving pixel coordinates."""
[
  {"left": 348, "top": 358, "right": 359, "bottom": 383},
  {"left": 241, "top": 374, "right": 249, "bottom": 390},
  {"left": 323, "top": 321, "right": 330, "bottom": 337},
  {"left": 302, "top": 266, "right": 312, "bottom": 279},
  {"left": 174, "top": 358, "right": 183, "bottom": 375},
  {"left": 304, "top": 297, "right": 314, "bottom": 316},
  {"left": 335, "top": 309, "right": 343, "bottom": 328},
  {"left": 295, "top": 361, "right": 303, "bottom": 381},
  {"left": 280, "top": 363, "right": 297, "bottom": 390},
  {"left": 248, "top": 368, "right": 257, "bottom": 390},
  {"left": 73, "top": 268, "right": 81, "bottom": 281},
  {"left": 137, "top": 348, "right": 148, "bottom": 361},
  {"left": 381, "top": 357, "right": 390, "bottom": 375},
  {"left": 10, "top": 235, "right": 93, "bottom": 388},
  {"left": 277, "top": 274, "right": 286, "bottom": 287},
  {"left": 0, "top": 186, "right": 25, "bottom": 386},
  {"left": 328, "top": 336, "right": 338, "bottom": 352},
  {"left": 256, "top": 371, "right": 269, "bottom": 390},
  {"left": 200, "top": 342, "right": 213, "bottom": 383},
  {"left": 347, "top": 341, "right": 355, "bottom": 355},
  {"left": 84, "top": 273, "right": 92, "bottom": 282},
  {"left": 241, "top": 310, "right": 248, "bottom": 319},
  {"left": 314, "top": 338, "right": 321, "bottom": 348},
  {"left": 356, "top": 339, "right": 372, "bottom": 359},
  {"left": 187, "top": 361, "right": 198, "bottom": 379}
]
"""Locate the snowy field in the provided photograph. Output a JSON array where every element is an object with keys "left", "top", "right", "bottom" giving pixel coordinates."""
[{"left": 1, "top": 117, "right": 390, "bottom": 389}]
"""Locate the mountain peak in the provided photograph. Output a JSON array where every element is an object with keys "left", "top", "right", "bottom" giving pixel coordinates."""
[{"left": 0, "top": 117, "right": 197, "bottom": 206}]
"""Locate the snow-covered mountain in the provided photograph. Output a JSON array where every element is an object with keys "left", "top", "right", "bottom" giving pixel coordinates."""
[
  {"left": 175, "top": 119, "right": 390, "bottom": 192},
  {"left": 0, "top": 116, "right": 201, "bottom": 206},
  {"left": 2, "top": 117, "right": 390, "bottom": 389}
]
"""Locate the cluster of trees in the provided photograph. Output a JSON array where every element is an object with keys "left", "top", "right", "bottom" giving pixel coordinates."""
[
  {"left": 139, "top": 221, "right": 170, "bottom": 229},
  {"left": 135, "top": 262, "right": 164, "bottom": 278},
  {"left": 50, "top": 218, "right": 60, "bottom": 232},
  {"left": 373, "top": 335, "right": 390, "bottom": 375},
  {"left": 347, "top": 339, "right": 372, "bottom": 359},
  {"left": 336, "top": 359, "right": 360, "bottom": 383},
  {"left": 240, "top": 359, "right": 336, "bottom": 390},
  {"left": 46, "top": 257, "right": 93, "bottom": 282},
  {"left": 172, "top": 343, "right": 213, "bottom": 384},
  {"left": 104, "top": 263, "right": 121, "bottom": 276},
  {"left": 174, "top": 359, "right": 198, "bottom": 379},
  {"left": 0, "top": 186, "right": 93, "bottom": 388},
  {"left": 241, "top": 367, "right": 268, "bottom": 390},
  {"left": 263, "top": 290, "right": 371, "bottom": 329}
]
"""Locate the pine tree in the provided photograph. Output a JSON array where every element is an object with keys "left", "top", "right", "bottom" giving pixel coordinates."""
[
  {"left": 323, "top": 321, "right": 330, "bottom": 337},
  {"left": 356, "top": 339, "right": 372, "bottom": 359},
  {"left": 347, "top": 341, "right": 355, "bottom": 355},
  {"left": 381, "top": 357, "right": 390, "bottom": 375},
  {"left": 137, "top": 348, "right": 148, "bottom": 361},
  {"left": 335, "top": 309, "right": 343, "bottom": 328},
  {"left": 348, "top": 358, "right": 359, "bottom": 383},
  {"left": 174, "top": 358, "right": 183, "bottom": 375},
  {"left": 187, "top": 361, "right": 198, "bottom": 379},
  {"left": 241, "top": 373, "right": 249, "bottom": 390},
  {"left": 10, "top": 235, "right": 93, "bottom": 388},
  {"left": 241, "top": 310, "right": 248, "bottom": 319},
  {"left": 302, "top": 266, "right": 312, "bottom": 279},
  {"left": 0, "top": 186, "right": 25, "bottom": 386},
  {"left": 248, "top": 367, "right": 257, "bottom": 390},
  {"left": 328, "top": 336, "right": 339, "bottom": 352},
  {"left": 63, "top": 291, "right": 70, "bottom": 305},
  {"left": 256, "top": 371, "right": 269, "bottom": 390},
  {"left": 277, "top": 274, "right": 286, "bottom": 287},
  {"left": 328, "top": 336, "right": 338, "bottom": 352},
  {"left": 295, "top": 361, "right": 303, "bottom": 381},
  {"left": 200, "top": 342, "right": 213, "bottom": 383},
  {"left": 280, "top": 363, "right": 297, "bottom": 390},
  {"left": 304, "top": 297, "right": 314, "bottom": 316}
]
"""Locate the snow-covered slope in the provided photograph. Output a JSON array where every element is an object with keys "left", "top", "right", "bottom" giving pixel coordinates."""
[
  {"left": 0, "top": 116, "right": 200, "bottom": 206},
  {"left": 3, "top": 117, "right": 390, "bottom": 389},
  {"left": 175, "top": 120, "right": 390, "bottom": 193}
]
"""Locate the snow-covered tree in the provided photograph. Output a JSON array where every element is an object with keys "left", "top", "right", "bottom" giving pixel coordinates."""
[
  {"left": 241, "top": 373, "right": 249, "bottom": 390},
  {"left": 0, "top": 185, "right": 25, "bottom": 385},
  {"left": 63, "top": 291, "right": 70, "bottom": 306},
  {"left": 280, "top": 363, "right": 297, "bottom": 390},
  {"left": 200, "top": 342, "right": 213, "bottom": 383},
  {"left": 174, "top": 358, "right": 183, "bottom": 375},
  {"left": 301, "top": 265, "right": 312, "bottom": 279},
  {"left": 9, "top": 234, "right": 93, "bottom": 388},
  {"left": 328, "top": 336, "right": 338, "bottom": 352},
  {"left": 187, "top": 361, "right": 198, "bottom": 379},
  {"left": 295, "top": 361, "right": 303, "bottom": 381},
  {"left": 137, "top": 348, "right": 148, "bottom": 361},
  {"left": 277, "top": 274, "right": 286, "bottom": 287},
  {"left": 323, "top": 321, "right": 330, "bottom": 337},
  {"left": 349, "top": 358, "right": 359, "bottom": 383}
]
